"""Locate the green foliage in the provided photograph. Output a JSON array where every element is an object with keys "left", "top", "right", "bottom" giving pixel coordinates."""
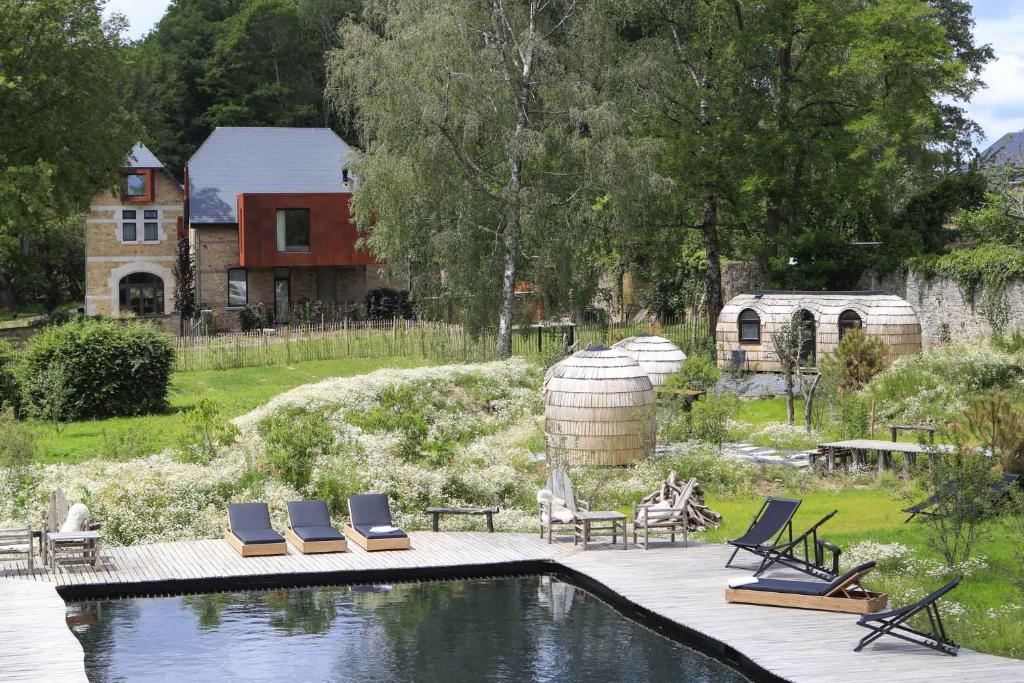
[
  {"left": 669, "top": 354, "right": 721, "bottom": 392},
  {"left": 836, "top": 392, "right": 872, "bottom": 440},
  {"left": 0, "top": 417, "right": 36, "bottom": 508},
  {"left": 689, "top": 393, "right": 740, "bottom": 449},
  {"left": 238, "top": 303, "right": 273, "bottom": 331},
  {"left": 366, "top": 288, "right": 414, "bottom": 320},
  {"left": 177, "top": 398, "right": 240, "bottom": 464},
  {"left": 0, "top": 339, "right": 19, "bottom": 413},
  {"left": 257, "top": 406, "right": 337, "bottom": 492},
  {"left": 961, "top": 391, "right": 1024, "bottom": 476},
  {"left": 910, "top": 245, "right": 1024, "bottom": 334},
  {"left": 17, "top": 319, "right": 175, "bottom": 420},
  {"left": 832, "top": 328, "right": 886, "bottom": 392}
]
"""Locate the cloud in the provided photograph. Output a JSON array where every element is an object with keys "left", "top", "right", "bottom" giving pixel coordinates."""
[
  {"left": 103, "top": 0, "right": 169, "bottom": 40},
  {"left": 965, "top": 14, "right": 1024, "bottom": 147}
]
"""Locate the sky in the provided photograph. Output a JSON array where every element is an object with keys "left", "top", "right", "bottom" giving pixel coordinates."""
[{"left": 104, "top": 0, "right": 1024, "bottom": 150}]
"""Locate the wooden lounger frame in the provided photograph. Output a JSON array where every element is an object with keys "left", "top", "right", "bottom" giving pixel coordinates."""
[
  {"left": 223, "top": 529, "right": 287, "bottom": 557},
  {"left": 344, "top": 524, "right": 411, "bottom": 551},
  {"left": 725, "top": 567, "right": 887, "bottom": 614},
  {"left": 284, "top": 527, "right": 347, "bottom": 554}
]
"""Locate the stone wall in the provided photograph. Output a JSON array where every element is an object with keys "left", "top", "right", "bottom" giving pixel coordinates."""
[{"left": 858, "top": 268, "right": 1024, "bottom": 345}]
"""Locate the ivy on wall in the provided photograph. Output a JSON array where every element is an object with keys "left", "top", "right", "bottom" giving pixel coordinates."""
[{"left": 908, "top": 245, "right": 1024, "bottom": 334}]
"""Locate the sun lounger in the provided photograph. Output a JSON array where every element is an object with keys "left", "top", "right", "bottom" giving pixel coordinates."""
[
  {"left": 224, "top": 502, "right": 287, "bottom": 557},
  {"left": 285, "top": 500, "right": 347, "bottom": 554},
  {"left": 903, "top": 473, "right": 1020, "bottom": 522},
  {"left": 725, "top": 562, "right": 886, "bottom": 614},
  {"left": 725, "top": 497, "right": 801, "bottom": 571},
  {"left": 345, "top": 494, "right": 410, "bottom": 551},
  {"left": 855, "top": 576, "right": 961, "bottom": 656},
  {"left": 751, "top": 509, "right": 841, "bottom": 578}
]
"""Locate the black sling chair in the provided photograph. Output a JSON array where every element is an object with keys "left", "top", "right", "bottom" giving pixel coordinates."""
[
  {"left": 855, "top": 576, "right": 961, "bottom": 656},
  {"left": 726, "top": 497, "right": 839, "bottom": 579}
]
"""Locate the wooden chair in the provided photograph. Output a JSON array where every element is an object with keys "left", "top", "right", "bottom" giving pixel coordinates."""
[
  {"left": 0, "top": 527, "right": 34, "bottom": 571},
  {"left": 632, "top": 477, "right": 696, "bottom": 550},
  {"left": 538, "top": 468, "right": 589, "bottom": 543},
  {"left": 40, "top": 489, "right": 101, "bottom": 568}
]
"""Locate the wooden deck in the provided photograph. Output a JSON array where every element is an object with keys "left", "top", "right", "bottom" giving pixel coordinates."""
[{"left": 2, "top": 533, "right": 1023, "bottom": 682}]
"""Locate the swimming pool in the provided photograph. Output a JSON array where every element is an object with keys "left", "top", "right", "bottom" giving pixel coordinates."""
[{"left": 67, "top": 575, "right": 750, "bottom": 682}]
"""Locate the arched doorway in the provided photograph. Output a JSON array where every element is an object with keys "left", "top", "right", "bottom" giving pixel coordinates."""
[
  {"left": 794, "top": 309, "right": 816, "bottom": 364},
  {"left": 119, "top": 273, "right": 165, "bottom": 316},
  {"left": 838, "top": 309, "right": 863, "bottom": 341}
]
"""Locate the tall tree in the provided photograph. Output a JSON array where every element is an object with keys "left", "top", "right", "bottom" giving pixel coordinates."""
[
  {"left": 331, "top": 0, "right": 613, "bottom": 356},
  {"left": 0, "top": 0, "right": 139, "bottom": 309}
]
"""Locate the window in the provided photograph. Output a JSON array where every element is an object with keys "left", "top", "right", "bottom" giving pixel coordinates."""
[
  {"left": 121, "top": 210, "right": 137, "bottom": 242},
  {"left": 144, "top": 210, "right": 158, "bottom": 219},
  {"left": 144, "top": 222, "right": 159, "bottom": 241},
  {"left": 738, "top": 309, "right": 760, "bottom": 343},
  {"left": 118, "top": 273, "right": 164, "bottom": 316},
  {"left": 228, "top": 268, "right": 247, "bottom": 307},
  {"left": 276, "top": 209, "right": 310, "bottom": 252},
  {"left": 838, "top": 309, "right": 862, "bottom": 340},
  {"left": 125, "top": 173, "right": 148, "bottom": 197}
]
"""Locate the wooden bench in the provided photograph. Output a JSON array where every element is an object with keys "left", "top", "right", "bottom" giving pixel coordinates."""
[{"left": 426, "top": 506, "right": 500, "bottom": 532}]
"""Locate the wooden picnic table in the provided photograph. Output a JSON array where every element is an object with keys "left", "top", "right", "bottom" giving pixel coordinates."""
[
  {"left": 426, "top": 506, "right": 500, "bottom": 532},
  {"left": 812, "top": 439, "right": 955, "bottom": 475}
]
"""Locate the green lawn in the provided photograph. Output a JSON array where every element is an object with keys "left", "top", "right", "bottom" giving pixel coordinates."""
[{"left": 32, "top": 356, "right": 426, "bottom": 464}]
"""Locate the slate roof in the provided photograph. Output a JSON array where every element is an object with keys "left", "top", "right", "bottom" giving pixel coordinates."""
[
  {"left": 125, "top": 143, "right": 165, "bottom": 169},
  {"left": 187, "top": 127, "right": 354, "bottom": 224},
  {"left": 979, "top": 131, "right": 1024, "bottom": 170}
]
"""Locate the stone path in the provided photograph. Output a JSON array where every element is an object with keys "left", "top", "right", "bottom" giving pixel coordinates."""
[{"left": 722, "top": 441, "right": 814, "bottom": 467}]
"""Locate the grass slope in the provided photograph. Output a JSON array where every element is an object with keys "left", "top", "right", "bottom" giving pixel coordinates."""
[{"left": 32, "top": 357, "right": 425, "bottom": 464}]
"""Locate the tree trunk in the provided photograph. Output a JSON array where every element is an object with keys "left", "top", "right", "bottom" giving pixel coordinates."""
[
  {"left": 783, "top": 362, "right": 795, "bottom": 425},
  {"left": 700, "top": 194, "right": 723, "bottom": 339},
  {"left": 497, "top": 216, "right": 518, "bottom": 358},
  {"left": 803, "top": 372, "right": 821, "bottom": 432},
  {"left": 0, "top": 272, "right": 15, "bottom": 311}
]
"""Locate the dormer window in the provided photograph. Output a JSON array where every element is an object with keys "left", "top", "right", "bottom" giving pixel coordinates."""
[
  {"left": 125, "top": 172, "right": 148, "bottom": 197},
  {"left": 276, "top": 209, "right": 310, "bottom": 252}
]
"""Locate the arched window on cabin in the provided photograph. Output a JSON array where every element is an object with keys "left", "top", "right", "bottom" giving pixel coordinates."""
[
  {"left": 795, "top": 309, "right": 816, "bottom": 363},
  {"left": 838, "top": 309, "right": 863, "bottom": 341},
  {"left": 738, "top": 309, "right": 761, "bottom": 343},
  {"left": 119, "top": 273, "right": 164, "bottom": 316}
]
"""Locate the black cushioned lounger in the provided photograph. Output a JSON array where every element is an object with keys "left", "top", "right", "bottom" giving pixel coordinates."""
[
  {"left": 345, "top": 494, "right": 410, "bottom": 551},
  {"left": 225, "top": 502, "right": 287, "bottom": 557},
  {"left": 285, "top": 500, "right": 347, "bottom": 554},
  {"left": 855, "top": 576, "right": 961, "bottom": 656},
  {"left": 904, "top": 473, "right": 1020, "bottom": 522},
  {"left": 726, "top": 562, "right": 887, "bottom": 614}
]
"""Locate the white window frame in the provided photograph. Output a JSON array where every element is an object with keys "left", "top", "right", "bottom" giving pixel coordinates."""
[{"left": 121, "top": 209, "right": 138, "bottom": 243}]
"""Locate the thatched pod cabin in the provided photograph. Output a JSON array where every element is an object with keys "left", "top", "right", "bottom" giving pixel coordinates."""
[
  {"left": 613, "top": 334, "right": 687, "bottom": 386},
  {"left": 715, "top": 291, "right": 922, "bottom": 372},
  {"left": 544, "top": 346, "right": 656, "bottom": 466}
]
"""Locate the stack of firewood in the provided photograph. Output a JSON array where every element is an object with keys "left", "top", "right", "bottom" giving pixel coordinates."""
[{"left": 637, "top": 471, "right": 722, "bottom": 531}]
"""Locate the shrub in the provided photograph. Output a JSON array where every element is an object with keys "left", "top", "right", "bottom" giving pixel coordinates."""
[
  {"left": 239, "top": 303, "right": 273, "bottom": 331},
  {"left": 832, "top": 328, "right": 886, "bottom": 392},
  {"left": 836, "top": 391, "right": 872, "bottom": 440},
  {"left": 669, "top": 354, "right": 721, "bottom": 392},
  {"left": 690, "top": 393, "right": 739, "bottom": 448},
  {"left": 258, "top": 407, "right": 337, "bottom": 492},
  {"left": 177, "top": 399, "right": 240, "bottom": 464},
  {"left": 0, "top": 340, "right": 19, "bottom": 413},
  {"left": 17, "top": 319, "right": 175, "bottom": 420},
  {"left": 0, "top": 417, "right": 35, "bottom": 491},
  {"left": 366, "top": 288, "right": 414, "bottom": 320}
]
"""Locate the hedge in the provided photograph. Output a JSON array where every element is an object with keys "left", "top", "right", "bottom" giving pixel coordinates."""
[{"left": 18, "top": 318, "right": 175, "bottom": 420}]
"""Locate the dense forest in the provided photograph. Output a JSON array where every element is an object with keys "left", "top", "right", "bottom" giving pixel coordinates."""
[{"left": 2, "top": 0, "right": 1021, "bottom": 350}]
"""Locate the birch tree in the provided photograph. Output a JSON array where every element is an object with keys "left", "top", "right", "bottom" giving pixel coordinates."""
[{"left": 330, "top": 0, "right": 610, "bottom": 356}]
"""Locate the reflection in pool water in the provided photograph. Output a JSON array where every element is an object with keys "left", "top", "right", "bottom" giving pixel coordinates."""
[{"left": 67, "top": 576, "right": 750, "bottom": 682}]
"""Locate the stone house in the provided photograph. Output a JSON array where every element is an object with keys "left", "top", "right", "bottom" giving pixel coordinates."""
[
  {"left": 187, "top": 127, "right": 386, "bottom": 330},
  {"left": 84, "top": 143, "right": 184, "bottom": 318}
]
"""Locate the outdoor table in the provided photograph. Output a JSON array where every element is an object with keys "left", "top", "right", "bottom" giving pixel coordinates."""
[
  {"left": 46, "top": 531, "right": 101, "bottom": 570},
  {"left": 574, "top": 511, "right": 627, "bottom": 550},
  {"left": 426, "top": 506, "right": 500, "bottom": 532}
]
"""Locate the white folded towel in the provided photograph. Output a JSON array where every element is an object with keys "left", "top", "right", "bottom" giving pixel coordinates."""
[
  {"left": 369, "top": 525, "right": 400, "bottom": 534},
  {"left": 728, "top": 576, "right": 760, "bottom": 588}
]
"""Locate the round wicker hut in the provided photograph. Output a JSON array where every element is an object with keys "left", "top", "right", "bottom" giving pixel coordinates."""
[
  {"left": 544, "top": 346, "right": 656, "bottom": 466},
  {"left": 613, "top": 334, "right": 687, "bottom": 386},
  {"left": 715, "top": 291, "right": 922, "bottom": 372}
]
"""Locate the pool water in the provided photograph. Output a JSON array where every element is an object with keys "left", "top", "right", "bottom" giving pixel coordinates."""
[{"left": 67, "top": 576, "right": 750, "bottom": 682}]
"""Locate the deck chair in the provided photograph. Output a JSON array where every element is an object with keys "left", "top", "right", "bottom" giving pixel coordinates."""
[
  {"left": 904, "top": 473, "right": 1020, "bottom": 522},
  {"left": 40, "top": 488, "right": 102, "bottom": 566},
  {"left": 632, "top": 477, "right": 696, "bottom": 550},
  {"left": 855, "top": 576, "right": 961, "bottom": 656},
  {"left": 538, "top": 467, "right": 589, "bottom": 543},
  {"left": 285, "top": 500, "right": 347, "bottom": 554},
  {"left": 750, "top": 509, "right": 841, "bottom": 579},
  {"left": 0, "top": 527, "right": 34, "bottom": 571},
  {"left": 224, "top": 503, "right": 287, "bottom": 557},
  {"left": 725, "top": 497, "right": 802, "bottom": 572},
  {"left": 725, "top": 562, "right": 886, "bottom": 614},
  {"left": 345, "top": 494, "right": 410, "bottom": 551}
]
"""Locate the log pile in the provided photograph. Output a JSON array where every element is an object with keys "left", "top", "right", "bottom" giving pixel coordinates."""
[{"left": 637, "top": 471, "right": 722, "bottom": 531}]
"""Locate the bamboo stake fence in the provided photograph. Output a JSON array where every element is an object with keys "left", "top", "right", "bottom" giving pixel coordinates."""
[{"left": 173, "top": 317, "right": 708, "bottom": 372}]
